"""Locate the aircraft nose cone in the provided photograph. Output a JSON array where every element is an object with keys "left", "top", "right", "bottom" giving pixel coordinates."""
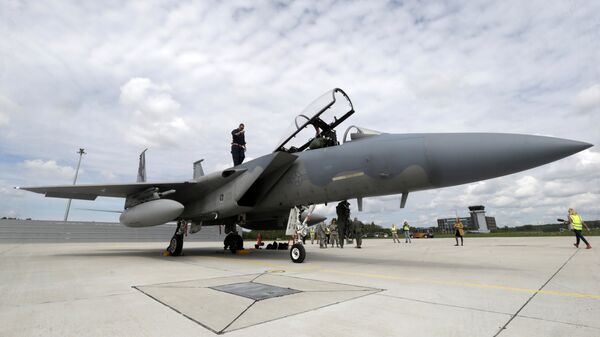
[{"left": 425, "top": 133, "right": 592, "bottom": 187}]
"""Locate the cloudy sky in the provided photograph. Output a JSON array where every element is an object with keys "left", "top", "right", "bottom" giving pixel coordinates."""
[{"left": 1, "top": 0, "right": 599, "bottom": 228}]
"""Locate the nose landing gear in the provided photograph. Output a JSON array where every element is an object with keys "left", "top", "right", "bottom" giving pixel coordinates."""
[{"left": 290, "top": 243, "right": 306, "bottom": 263}]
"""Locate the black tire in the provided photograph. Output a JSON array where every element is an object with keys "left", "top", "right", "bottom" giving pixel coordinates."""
[
  {"left": 290, "top": 243, "right": 306, "bottom": 263},
  {"left": 228, "top": 234, "right": 244, "bottom": 254},
  {"left": 223, "top": 234, "right": 232, "bottom": 250},
  {"left": 235, "top": 234, "right": 244, "bottom": 250}
]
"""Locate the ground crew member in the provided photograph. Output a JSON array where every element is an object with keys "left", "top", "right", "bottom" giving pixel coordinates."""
[
  {"left": 309, "top": 226, "right": 315, "bottom": 244},
  {"left": 568, "top": 208, "right": 592, "bottom": 249},
  {"left": 231, "top": 123, "right": 246, "bottom": 166},
  {"left": 336, "top": 200, "right": 350, "bottom": 248},
  {"left": 351, "top": 217, "right": 363, "bottom": 248},
  {"left": 329, "top": 219, "right": 340, "bottom": 248},
  {"left": 325, "top": 224, "right": 331, "bottom": 245},
  {"left": 454, "top": 218, "right": 464, "bottom": 246},
  {"left": 391, "top": 224, "right": 400, "bottom": 243},
  {"left": 317, "top": 222, "right": 327, "bottom": 249},
  {"left": 402, "top": 221, "right": 411, "bottom": 243}
]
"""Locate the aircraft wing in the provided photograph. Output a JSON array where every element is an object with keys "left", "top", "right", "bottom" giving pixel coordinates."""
[{"left": 17, "top": 168, "right": 247, "bottom": 201}]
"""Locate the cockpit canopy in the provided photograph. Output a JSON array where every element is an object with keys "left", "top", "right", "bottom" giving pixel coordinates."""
[
  {"left": 274, "top": 88, "right": 355, "bottom": 153},
  {"left": 342, "top": 126, "right": 382, "bottom": 143}
]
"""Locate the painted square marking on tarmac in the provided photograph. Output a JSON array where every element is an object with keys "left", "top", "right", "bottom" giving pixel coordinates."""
[
  {"left": 134, "top": 273, "right": 381, "bottom": 334},
  {"left": 210, "top": 282, "right": 301, "bottom": 301}
]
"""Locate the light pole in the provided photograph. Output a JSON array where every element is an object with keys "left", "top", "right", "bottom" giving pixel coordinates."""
[{"left": 63, "top": 148, "right": 86, "bottom": 221}]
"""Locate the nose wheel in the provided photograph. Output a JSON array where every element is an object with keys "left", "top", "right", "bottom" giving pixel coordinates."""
[{"left": 290, "top": 243, "right": 306, "bottom": 263}]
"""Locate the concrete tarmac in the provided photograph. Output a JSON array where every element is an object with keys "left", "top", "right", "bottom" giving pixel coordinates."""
[{"left": 1, "top": 236, "right": 598, "bottom": 336}]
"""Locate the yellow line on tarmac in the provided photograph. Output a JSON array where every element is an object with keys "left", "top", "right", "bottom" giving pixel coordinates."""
[
  {"left": 191, "top": 250, "right": 600, "bottom": 300},
  {"left": 323, "top": 269, "right": 600, "bottom": 300}
]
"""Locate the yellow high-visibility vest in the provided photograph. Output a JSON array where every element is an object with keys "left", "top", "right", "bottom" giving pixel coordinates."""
[
  {"left": 391, "top": 225, "right": 397, "bottom": 234},
  {"left": 570, "top": 214, "right": 583, "bottom": 230},
  {"left": 403, "top": 224, "right": 409, "bottom": 231}
]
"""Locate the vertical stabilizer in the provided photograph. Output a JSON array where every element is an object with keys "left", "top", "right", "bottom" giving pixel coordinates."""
[
  {"left": 137, "top": 149, "right": 148, "bottom": 182},
  {"left": 193, "top": 159, "right": 205, "bottom": 179}
]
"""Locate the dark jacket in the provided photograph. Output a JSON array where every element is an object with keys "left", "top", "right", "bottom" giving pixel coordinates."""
[{"left": 231, "top": 128, "right": 246, "bottom": 146}]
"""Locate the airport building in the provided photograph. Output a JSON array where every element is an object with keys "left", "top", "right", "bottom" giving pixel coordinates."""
[
  {"left": 437, "top": 217, "right": 472, "bottom": 233},
  {"left": 437, "top": 205, "right": 497, "bottom": 233}
]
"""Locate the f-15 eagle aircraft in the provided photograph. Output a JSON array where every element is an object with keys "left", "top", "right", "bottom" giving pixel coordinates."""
[{"left": 18, "top": 88, "right": 592, "bottom": 263}]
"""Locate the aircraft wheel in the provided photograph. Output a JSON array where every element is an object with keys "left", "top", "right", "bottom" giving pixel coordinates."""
[
  {"left": 228, "top": 234, "right": 244, "bottom": 254},
  {"left": 290, "top": 243, "right": 306, "bottom": 263}
]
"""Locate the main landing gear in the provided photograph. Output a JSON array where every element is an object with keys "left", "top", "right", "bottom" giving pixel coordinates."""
[
  {"left": 224, "top": 232, "right": 244, "bottom": 253},
  {"left": 165, "top": 220, "right": 186, "bottom": 256},
  {"left": 223, "top": 223, "right": 244, "bottom": 254}
]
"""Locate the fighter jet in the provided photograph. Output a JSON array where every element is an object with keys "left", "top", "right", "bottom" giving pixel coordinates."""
[{"left": 17, "top": 88, "right": 592, "bottom": 263}]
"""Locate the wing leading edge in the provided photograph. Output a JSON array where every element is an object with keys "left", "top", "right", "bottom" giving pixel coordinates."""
[{"left": 17, "top": 168, "right": 248, "bottom": 201}]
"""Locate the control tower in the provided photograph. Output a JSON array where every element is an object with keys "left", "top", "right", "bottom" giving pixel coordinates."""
[{"left": 468, "top": 205, "right": 497, "bottom": 233}]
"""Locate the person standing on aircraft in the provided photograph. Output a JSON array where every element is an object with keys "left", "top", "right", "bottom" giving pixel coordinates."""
[
  {"left": 391, "top": 224, "right": 400, "bottom": 243},
  {"left": 402, "top": 221, "right": 411, "bottom": 243},
  {"left": 231, "top": 123, "right": 246, "bottom": 166},
  {"left": 309, "top": 226, "right": 315, "bottom": 244},
  {"left": 568, "top": 208, "right": 592, "bottom": 249},
  {"left": 454, "top": 218, "right": 464, "bottom": 246}
]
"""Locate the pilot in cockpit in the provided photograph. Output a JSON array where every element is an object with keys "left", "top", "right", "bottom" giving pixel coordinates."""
[{"left": 309, "top": 124, "right": 338, "bottom": 150}]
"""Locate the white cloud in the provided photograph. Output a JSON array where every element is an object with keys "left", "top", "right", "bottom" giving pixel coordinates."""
[
  {"left": 0, "top": 95, "right": 17, "bottom": 127},
  {"left": 119, "top": 77, "right": 191, "bottom": 148},
  {"left": 1, "top": 1, "right": 599, "bottom": 224},
  {"left": 0, "top": 112, "right": 8, "bottom": 127},
  {"left": 575, "top": 84, "right": 600, "bottom": 113},
  {"left": 22, "top": 159, "right": 76, "bottom": 180}
]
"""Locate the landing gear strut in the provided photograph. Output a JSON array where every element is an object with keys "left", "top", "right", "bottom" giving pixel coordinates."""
[
  {"left": 166, "top": 220, "right": 185, "bottom": 256},
  {"left": 286, "top": 205, "right": 314, "bottom": 263}
]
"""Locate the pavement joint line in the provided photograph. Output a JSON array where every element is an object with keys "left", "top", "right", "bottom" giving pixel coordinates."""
[
  {"left": 221, "top": 289, "right": 384, "bottom": 335},
  {"left": 132, "top": 285, "right": 221, "bottom": 335},
  {"left": 250, "top": 272, "right": 266, "bottom": 282},
  {"left": 219, "top": 300, "right": 257, "bottom": 334},
  {"left": 266, "top": 272, "right": 384, "bottom": 291},
  {"left": 0, "top": 244, "right": 19, "bottom": 255},
  {"left": 166, "top": 258, "right": 245, "bottom": 274},
  {"left": 493, "top": 249, "right": 579, "bottom": 337},
  {"left": 321, "top": 265, "right": 600, "bottom": 300},
  {"left": 374, "top": 293, "right": 512, "bottom": 317},
  {"left": 132, "top": 272, "right": 262, "bottom": 288},
  {"left": 133, "top": 272, "right": 383, "bottom": 334},
  {"left": 193, "top": 253, "right": 600, "bottom": 300},
  {"left": 518, "top": 314, "right": 600, "bottom": 331},
  {"left": 3, "top": 291, "right": 134, "bottom": 308}
]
